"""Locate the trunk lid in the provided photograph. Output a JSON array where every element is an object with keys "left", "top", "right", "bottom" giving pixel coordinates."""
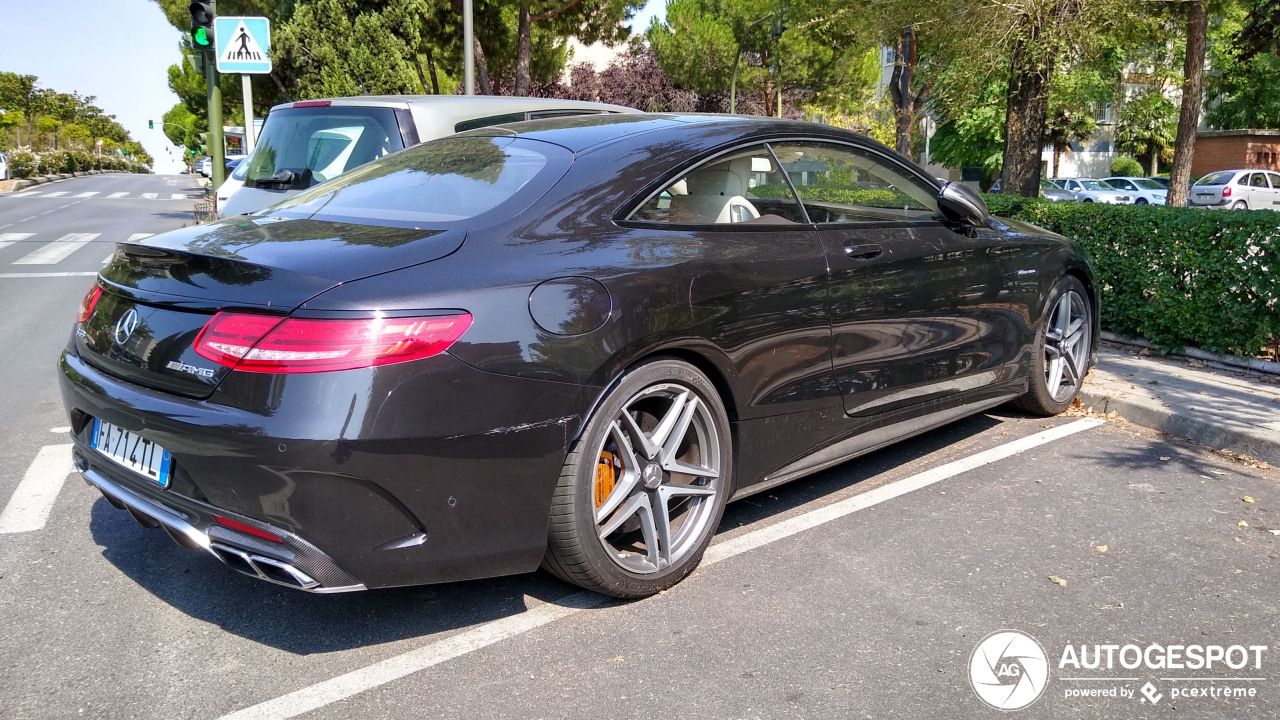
[{"left": 79, "top": 218, "right": 464, "bottom": 398}]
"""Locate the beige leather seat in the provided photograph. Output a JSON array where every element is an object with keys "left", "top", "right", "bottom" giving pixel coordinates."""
[{"left": 668, "top": 169, "right": 759, "bottom": 223}]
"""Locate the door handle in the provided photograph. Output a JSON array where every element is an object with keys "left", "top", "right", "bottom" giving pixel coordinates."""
[{"left": 843, "top": 243, "right": 883, "bottom": 260}]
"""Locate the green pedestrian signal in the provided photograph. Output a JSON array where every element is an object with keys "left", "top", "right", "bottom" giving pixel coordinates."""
[
  {"left": 190, "top": 1, "right": 215, "bottom": 49},
  {"left": 148, "top": 120, "right": 154, "bottom": 129}
]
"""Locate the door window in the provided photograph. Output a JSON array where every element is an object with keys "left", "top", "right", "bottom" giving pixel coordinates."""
[
  {"left": 768, "top": 142, "right": 940, "bottom": 223},
  {"left": 1250, "top": 172, "right": 1269, "bottom": 188},
  {"left": 628, "top": 145, "right": 807, "bottom": 225}
]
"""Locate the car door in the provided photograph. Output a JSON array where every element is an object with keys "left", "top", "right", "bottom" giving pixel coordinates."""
[
  {"left": 1248, "top": 172, "right": 1270, "bottom": 207},
  {"left": 1267, "top": 172, "right": 1280, "bottom": 209},
  {"left": 768, "top": 140, "right": 1016, "bottom": 417},
  {"left": 622, "top": 143, "right": 836, "bottom": 418}
]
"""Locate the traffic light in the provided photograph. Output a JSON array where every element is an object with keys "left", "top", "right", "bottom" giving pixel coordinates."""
[
  {"left": 190, "top": 1, "right": 215, "bottom": 50},
  {"left": 148, "top": 120, "right": 154, "bottom": 129},
  {"left": 197, "top": 132, "right": 209, "bottom": 155}
]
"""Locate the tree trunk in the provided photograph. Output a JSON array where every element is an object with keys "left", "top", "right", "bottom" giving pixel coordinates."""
[
  {"left": 1000, "top": 17, "right": 1057, "bottom": 196},
  {"left": 514, "top": 1, "right": 533, "bottom": 96},
  {"left": 889, "top": 27, "right": 917, "bottom": 157},
  {"left": 268, "top": 72, "right": 294, "bottom": 103},
  {"left": 1151, "top": 153, "right": 1159, "bottom": 176},
  {"left": 473, "top": 37, "right": 495, "bottom": 95},
  {"left": 426, "top": 47, "right": 441, "bottom": 95},
  {"left": 413, "top": 57, "right": 432, "bottom": 95},
  {"left": 1169, "top": 0, "right": 1207, "bottom": 207},
  {"left": 1053, "top": 144, "right": 1062, "bottom": 178}
]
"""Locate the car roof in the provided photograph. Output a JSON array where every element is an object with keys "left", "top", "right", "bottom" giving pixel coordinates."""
[
  {"left": 459, "top": 112, "right": 877, "bottom": 156},
  {"left": 268, "top": 95, "right": 635, "bottom": 115}
]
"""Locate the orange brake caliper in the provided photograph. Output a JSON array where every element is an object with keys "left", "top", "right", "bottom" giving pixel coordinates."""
[{"left": 595, "top": 450, "right": 619, "bottom": 508}]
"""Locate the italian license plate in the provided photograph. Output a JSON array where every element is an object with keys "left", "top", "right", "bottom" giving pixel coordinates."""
[{"left": 89, "top": 417, "right": 171, "bottom": 487}]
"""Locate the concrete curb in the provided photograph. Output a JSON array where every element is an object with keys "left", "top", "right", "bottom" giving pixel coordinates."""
[
  {"left": 1101, "top": 331, "right": 1280, "bottom": 376},
  {"left": 1078, "top": 383, "right": 1279, "bottom": 464},
  {"left": 0, "top": 170, "right": 127, "bottom": 193}
]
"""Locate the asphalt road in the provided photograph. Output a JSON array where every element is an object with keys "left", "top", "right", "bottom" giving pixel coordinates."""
[{"left": 0, "top": 178, "right": 1277, "bottom": 718}]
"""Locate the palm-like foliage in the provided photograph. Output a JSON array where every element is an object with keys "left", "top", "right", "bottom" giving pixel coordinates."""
[{"left": 1116, "top": 88, "right": 1178, "bottom": 175}]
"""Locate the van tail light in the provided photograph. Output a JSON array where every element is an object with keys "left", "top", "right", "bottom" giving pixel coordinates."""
[
  {"left": 1223, "top": 186, "right": 1232, "bottom": 197},
  {"left": 291, "top": 100, "right": 332, "bottom": 108},
  {"left": 76, "top": 285, "right": 103, "bottom": 323},
  {"left": 194, "top": 312, "right": 472, "bottom": 373}
]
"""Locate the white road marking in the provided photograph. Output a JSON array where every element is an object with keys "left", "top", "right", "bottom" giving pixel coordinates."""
[
  {"left": 12, "top": 191, "right": 40, "bottom": 197},
  {"left": 43, "top": 191, "right": 69, "bottom": 198},
  {"left": 106, "top": 192, "right": 129, "bottom": 199},
  {"left": 125, "top": 233, "right": 154, "bottom": 242},
  {"left": 19, "top": 216, "right": 36, "bottom": 222},
  {"left": 170, "top": 193, "right": 189, "bottom": 200},
  {"left": 13, "top": 233, "right": 100, "bottom": 265},
  {"left": 50, "top": 427, "right": 71, "bottom": 433},
  {"left": 73, "top": 191, "right": 99, "bottom": 198},
  {"left": 0, "top": 272, "right": 99, "bottom": 278},
  {"left": 0, "top": 233, "right": 36, "bottom": 251},
  {"left": 141, "top": 193, "right": 158, "bottom": 200},
  {"left": 0, "top": 444, "right": 74, "bottom": 534},
  {"left": 214, "top": 417, "right": 1106, "bottom": 720}
]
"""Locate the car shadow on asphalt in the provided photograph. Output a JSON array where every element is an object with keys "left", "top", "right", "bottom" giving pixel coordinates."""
[{"left": 86, "top": 409, "right": 1013, "bottom": 655}]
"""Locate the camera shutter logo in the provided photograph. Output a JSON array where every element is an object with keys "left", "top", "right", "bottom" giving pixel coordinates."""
[
  {"left": 114, "top": 308, "right": 141, "bottom": 346},
  {"left": 970, "top": 630, "right": 1050, "bottom": 710}
]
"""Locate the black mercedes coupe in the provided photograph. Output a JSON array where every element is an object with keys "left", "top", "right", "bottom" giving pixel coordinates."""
[{"left": 60, "top": 114, "right": 1096, "bottom": 598}]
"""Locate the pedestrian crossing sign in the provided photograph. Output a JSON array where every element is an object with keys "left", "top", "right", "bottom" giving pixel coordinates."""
[{"left": 214, "top": 16, "right": 272, "bottom": 74}]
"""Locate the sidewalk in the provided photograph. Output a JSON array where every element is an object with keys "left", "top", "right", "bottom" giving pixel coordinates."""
[{"left": 1080, "top": 343, "right": 1280, "bottom": 464}]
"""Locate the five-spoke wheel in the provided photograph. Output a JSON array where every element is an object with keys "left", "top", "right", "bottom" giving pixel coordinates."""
[
  {"left": 544, "top": 359, "right": 731, "bottom": 597},
  {"left": 1013, "top": 276, "right": 1094, "bottom": 416}
]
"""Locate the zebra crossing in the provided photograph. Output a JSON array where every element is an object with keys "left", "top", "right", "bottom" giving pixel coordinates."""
[
  {"left": 8, "top": 190, "right": 197, "bottom": 201},
  {"left": 0, "top": 231, "right": 154, "bottom": 274}
]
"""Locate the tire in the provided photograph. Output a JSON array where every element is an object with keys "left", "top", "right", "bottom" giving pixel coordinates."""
[
  {"left": 1082, "top": 198, "right": 1094, "bottom": 203},
  {"left": 1013, "top": 276, "right": 1093, "bottom": 416},
  {"left": 1135, "top": 198, "right": 1149, "bottom": 205},
  {"left": 1231, "top": 200, "right": 1248, "bottom": 210},
  {"left": 543, "top": 358, "right": 732, "bottom": 598}
]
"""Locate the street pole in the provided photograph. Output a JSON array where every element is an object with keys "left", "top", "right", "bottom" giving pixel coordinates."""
[
  {"left": 241, "top": 74, "right": 255, "bottom": 152},
  {"left": 205, "top": 53, "right": 224, "bottom": 190},
  {"left": 463, "top": 0, "right": 475, "bottom": 95}
]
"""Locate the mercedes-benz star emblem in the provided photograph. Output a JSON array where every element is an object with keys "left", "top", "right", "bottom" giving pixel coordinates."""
[{"left": 114, "top": 308, "right": 141, "bottom": 345}]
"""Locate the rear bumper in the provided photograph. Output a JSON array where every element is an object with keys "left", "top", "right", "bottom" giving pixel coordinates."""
[{"left": 60, "top": 347, "right": 594, "bottom": 591}]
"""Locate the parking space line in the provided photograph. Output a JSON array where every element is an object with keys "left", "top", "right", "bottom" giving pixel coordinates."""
[
  {"left": 214, "top": 417, "right": 1105, "bottom": 720},
  {"left": 0, "top": 272, "right": 99, "bottom": 278},
  {"left": 0, "top": 444, "right": 74, "bottom": 534}
]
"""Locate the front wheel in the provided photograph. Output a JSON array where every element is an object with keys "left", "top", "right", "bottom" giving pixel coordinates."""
[
  {"left": 1013, "top": 276, "right": 1093, "bottom": 416},
  {"left": 1135, "top": 198, "right": 1149, "bottom": 205},
  {"left": 543, "top": 359, "right": 732, "bottom": 597}
]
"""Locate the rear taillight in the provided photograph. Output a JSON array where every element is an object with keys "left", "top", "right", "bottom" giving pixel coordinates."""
[
  {"left": 1223, "top": 186, "right": 1232, "bottom": 197},
  {"left": 194, "top": 311, "right": 472, "bottom": 373},
  {"left": 291, "top": 100, "right": 332, "bottom": 108},
  {"left": 76, "top": 285, "right": 103, "bottom": 323}
]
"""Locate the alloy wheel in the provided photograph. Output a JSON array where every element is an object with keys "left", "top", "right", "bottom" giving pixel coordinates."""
[
  {"left": 592, "top": 383, "right": 722, "bottom": 574},
  {"left": 1043, "top": 290, "right": 1090, "bottom": 402}
]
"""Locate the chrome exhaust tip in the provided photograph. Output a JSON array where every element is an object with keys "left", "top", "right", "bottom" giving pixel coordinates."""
[{"left": 209, "top": 543, "right": 320, "bottom": 590}]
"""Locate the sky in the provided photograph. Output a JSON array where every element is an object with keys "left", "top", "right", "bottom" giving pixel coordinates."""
[{"left": 0, "top": 0, "right": 669, "bottom": 176}]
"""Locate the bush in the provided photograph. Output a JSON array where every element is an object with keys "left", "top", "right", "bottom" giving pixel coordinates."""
[
  {"left": 983, "top": 195, "right": 1278, "bottom": 357},
  {"left": 752, "top": 183, "right": 903, "bottom": 207},
  {"left": 66, "top": 151, "right": 92, "bottom": 173},
  {"left": 38, "top": 151, "right": 65, "bottom": 175},
  {"left": 8, "top": 152, "right": 37, "bottom": 178},
  {"left": 1110, "top": 154, "right": 1144, "bottom": 177}
]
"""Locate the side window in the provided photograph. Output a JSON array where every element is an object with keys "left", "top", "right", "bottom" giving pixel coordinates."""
[
  {"left": 1116, "top": 180, "right": 1135, "bottom": 190},
  {"left": 627, "top": 145, "right": 807, "bottom": 225},
  {"left": 1252, "top": 172, "right": 1269, "bottom": 188},
  {"left": 768, "top": 142, "right": 940, "bottom": 223},
  {"left": 1267, "top": 172, "right": 1280, "bottom": 188}
]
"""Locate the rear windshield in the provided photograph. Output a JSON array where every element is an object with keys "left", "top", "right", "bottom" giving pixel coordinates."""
[
  {"left": 266, "top": 136, "right": 570, "bottom": 228},
  {"left": 243, "top": 106, "right": 405, "bottom": 191},
  {"left": 1195, "top": 171, "right": 1235, "bottom": 186}
]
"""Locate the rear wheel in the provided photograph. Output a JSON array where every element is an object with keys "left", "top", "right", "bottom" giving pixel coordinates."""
[
  {"left": 1013, "top": 276, "right": 1093, "bottom": 416},
  {"left": 543, "top": 359, "right": 731, "bottom": 598},
  {"left": 1231, "top": 200, "right": 1248, "bottom": 210}
]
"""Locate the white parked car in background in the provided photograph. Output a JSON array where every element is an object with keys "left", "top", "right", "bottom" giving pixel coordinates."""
[
  {"left": 1055, "top": 178, "right": 1132, "bottom": 204},
  {"left": 0, "top": 151, "right": 9, "bottom": 181},
  {"left": 1102, "top": 176, "right": 1168, "bottom": 205},
  {"left": 215, "top": 154, "right": 250, "bottom": 216},
  {"left": 1189, "top": 169, "right": 1280, "bottom": 210}
]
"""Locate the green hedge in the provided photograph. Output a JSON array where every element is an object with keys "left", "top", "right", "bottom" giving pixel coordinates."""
[
  {"left": 983, "top": 194, "right": 1279, "bottom": 357},
  {"left": 752, "top": 183, "right": 905, "bottom": 208}
]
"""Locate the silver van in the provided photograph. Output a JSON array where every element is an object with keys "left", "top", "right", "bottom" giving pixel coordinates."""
[{"left": 220, "top": 95, "right": 636, "bottom": 217}]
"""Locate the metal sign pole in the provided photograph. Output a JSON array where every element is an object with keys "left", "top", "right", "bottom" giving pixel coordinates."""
[
  {"left": 241, "top": 74, "right": 255, "bottom": 152},
  {"left": 463, "top": 0, "right": 475, "bottom": 95},
  {"left": 205, "top": 54, "right": 225, "bottom": 190}
]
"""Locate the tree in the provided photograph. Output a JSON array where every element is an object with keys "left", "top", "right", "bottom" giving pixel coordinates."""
[
  {"left": 1207, "top": 1, "right": 1280, "bottom": 128},
  {"left": 1116, "top": 87, "right": 1178, "bottom": 175},
  {"left": 1169, "top": 0, "right": 1208, "bottom": 206},
  {"left": 509, "top": 0, "right": 643, "bottom": 96}
]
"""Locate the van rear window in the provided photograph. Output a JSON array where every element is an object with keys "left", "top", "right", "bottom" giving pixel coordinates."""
[{"left": 244, "top": 107, "right": 404, "bottom": 190}]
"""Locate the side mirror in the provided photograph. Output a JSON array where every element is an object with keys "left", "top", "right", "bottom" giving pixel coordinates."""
[{"left": 937, "top": 181, "right": 991, "bottom": 227}]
